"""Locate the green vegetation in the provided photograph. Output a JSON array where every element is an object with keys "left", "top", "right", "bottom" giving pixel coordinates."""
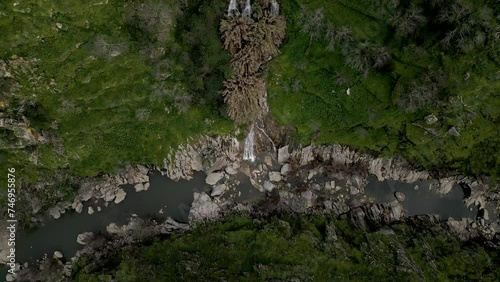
[
  {"left": 0, "top": 0, "right": 233, "bottom": 187},
  {"left": 267, "top": 0, "right": 500, "bottom": 179},
  {"left": 72, "top": 214, "right": 500, "bottom": 281}
]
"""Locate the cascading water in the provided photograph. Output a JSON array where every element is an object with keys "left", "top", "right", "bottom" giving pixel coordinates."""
[{"left": 243, "top": 124, "right": 256, "bottom": 162}]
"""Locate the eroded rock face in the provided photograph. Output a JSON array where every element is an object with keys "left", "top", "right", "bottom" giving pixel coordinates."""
[
  {"left": 163, "top": 136, "right": 240, "bottom": 181},
  {"left": 341, "top": 202, "right": 406, "bottom": 230}
]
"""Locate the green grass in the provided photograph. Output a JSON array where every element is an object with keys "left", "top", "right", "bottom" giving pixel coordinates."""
[
  {"left": 267, "top": 0, "right": 500, "bottom": 178},
  {"left": 72, "top": 214, "right": 500, "bottom": 281},
  {"left": 0, "top": 0, "right": 233, "bottom": 187}
]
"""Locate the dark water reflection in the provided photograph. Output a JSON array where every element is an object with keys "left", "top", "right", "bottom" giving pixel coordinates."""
[
  {"left": 365, "top": 176, "right": 478, "bottom": 219},
  {"left": 15, "top": 171, "right": 203, "bottom": 264}
]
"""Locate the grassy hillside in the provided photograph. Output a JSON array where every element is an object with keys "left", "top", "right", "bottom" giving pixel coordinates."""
[
  {"left": 0, "top": 0, "right": 233, "bottom": 186},
  {"left": 267, "top": 0, "right": 500, "bottom": 179},
  {"left": 71, "top": 215, "right": 500, "bottom": 281}
]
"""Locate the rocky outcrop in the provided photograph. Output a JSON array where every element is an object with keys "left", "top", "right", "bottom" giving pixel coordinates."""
[
  {"left": 106, "top": 216, "right": 189, "bottom": 239},
  {"left": 76, "top": 232, "right": 94, "bottom": 245},
  {"left": 341, "top": 202, "right": 406, "bottom": 230},
  {"left": 163, "top": 135, "right": 240, "bottom": 181},
  {"left": 188, "top": 192, "right": 222, "bottom": 222}
]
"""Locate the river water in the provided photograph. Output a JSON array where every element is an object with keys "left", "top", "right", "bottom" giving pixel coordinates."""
[
  {"left": 365, "top": 176, "right": 478, "bottom": 219},
  {"left": 15, "top": 171, "right": 202, "bottom": 264},
  {"left": 1, "top": 172, "right": 481, "bottom": 279}
]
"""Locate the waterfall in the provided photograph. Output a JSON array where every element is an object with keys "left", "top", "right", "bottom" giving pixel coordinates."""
[
  {"left": 243, "top": 124, "right": 256, "bottom": 162},
  {"left": 242, "top": 0, "right": 252, "bottom": 17},
  {"left": 228, "top": 0, "right": 238, "bottom": 15}
]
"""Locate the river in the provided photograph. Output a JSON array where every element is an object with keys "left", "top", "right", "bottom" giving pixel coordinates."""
[{"left": 0, "top": 172, "right": 483, "bottom": 279}]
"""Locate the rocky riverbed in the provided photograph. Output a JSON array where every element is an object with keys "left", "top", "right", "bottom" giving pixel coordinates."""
[{"left": 2, "top": 125, "right": 500, "bottom": 280}]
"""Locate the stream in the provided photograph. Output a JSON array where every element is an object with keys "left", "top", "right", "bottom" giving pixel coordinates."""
[{"left": 0, "top": 171, "right": 484, "bottom": 279}]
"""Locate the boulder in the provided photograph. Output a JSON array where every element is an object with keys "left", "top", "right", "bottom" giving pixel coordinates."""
[
  {"left": 207, "top": 158, "right": 228, "bottom": 174},
  {"left": 211, "top": 184, "right": 227, "bottom": 197},
  {"left": 49, "top": 207, "right": 61, "bottom": 219},
  {"left": 278, "top": 146, "right": 290, "bottom": 164},
  {"left": 144, "top": 182, "right": 150, "bottom": 191},
  {"left": 300, "top": 146, "right": 315, "bottom": 166},
  {"left": 106, "top": 223, "right": 123, "bottom": 235},
  {"left": 280, "top": 163, "right": 291, "bottom": 175},
  {"left": 54, "top": 250, "right": 63, "bottom": 259},
  {"left": 425, "top": 114, "right": 438, "bottom": 125},
  {"left": 263, "top": 181, "right": 275, "bottom": 192},
  {"left": 394, "top": 191, "right": 406, "bottom": 202},
  {"left": 134, "top": 183, "right": 145, "bottom": 192},
  {"left": 205, "top": 172, "right": 224, "bottom": 185},
  {"left": 88, "top": 206, "right": 94, "bottom": 215},
  {"left": 114, "top": 190, "right": 127, "bottom": 204},
  {"left": 225, "top": 166, "right": 238, "bottom": 175},
  {"left": 76, "top": 232, "right": 94, "bottom": 245},
  {"left": 447, "top": 126, "right": 460, "bottom": 137},
  {"left": 75, "top": 202, "right": 83, "bottom": 213},
  {"left": 269, "top": 171, "right": 282, "bottom": 182},
  {"left": 6, "top": 274, "right": 14, "bottom": 282},
  {"left": 349, "top": 186, "right": 359, "bottom": 195},
  {"left": 438, "top": 178, "right": 455, "bottom": 195},
  {"left": 189, "top": 193, "right": 221, "bottom": 222},
  {"left": 104, "top": 190, "right": 116, "bottom": 202},
  {"left": 325, "top": 181, "right": 336, "bottom": 190}
]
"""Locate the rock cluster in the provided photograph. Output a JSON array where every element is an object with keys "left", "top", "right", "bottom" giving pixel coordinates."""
[{"left": 163, "top": 135, "right": 240, "bottom": 181}]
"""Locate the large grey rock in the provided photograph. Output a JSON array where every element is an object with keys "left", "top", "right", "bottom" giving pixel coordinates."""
[
  {"left": 425, "top": 114, "right": 438, "bottom": 125},
  {"left": 104, "top": 190, "right": 116, "bottom": 202},
  {"left": 114, "top": 190, "right": 126, "bottom": 204},
  {"left": 225, "top": 166, "right": 238, "bottom": 175},
  {"left": 278, "top": 146, "right": 290, "bottom": 164},
  {"left": 76, "top": 232, "right": 94, "bottom": 245},
  {"left": 144, "top": 182, "right": 150, "bottom": 191},
  {"left": 49, "top": 207, "right": 61, "bottom": 219},
  {"left": 205, "top": 172, "right": 224, "bottom": 185},
  {"left": 269, "top": 171, "right": 282, "bottom": 182},
  {"left": 447, "top": 126, "right": 460, "bottom": 137},
  {"left": 280, "top": 163, "right": 291, "bottom": 175},
  {"left": 349, "top": 186, "right": 359, "bottom": 195},
  {"left": 394, "top": 191, "right": 406, "bottom": 202},
  {"left": 75, "top": 202, "right": 83, "bottom": 213},
  {"left": 106, "top": 223, "right": 122, "bottom": 235},
  {"left": 88, "top": 206, "right": 94, "bottom": 215},
  {"left": 6, "top": 274, "right": 14, "bottom": 282},
  {"left": 263, "top": 181, "right": 275, "bottom": 192},
  {"left": 207, "top": 158, "right": 228, "bottom": 174},
  {"left": 134, "top": 183, "right": 145, "bottom": 192},
  {"left": 211, "top": 184, "right": 227, "bottom": 197},
  {"left": 300, "top": 146, "right": 315, "bottom": 165},
  {"left": 54, "top": 250, "right": 63, "bottom": 259},
  {"left": 189, "top": 192, "right": 221, "bottom": 222},
  {"left": 437, "top": 178, "right": 455, "bottom": 194}
]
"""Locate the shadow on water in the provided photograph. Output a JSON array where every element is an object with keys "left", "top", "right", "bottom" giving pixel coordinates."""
[
  {"left": 14, "top": 171, "right": 205, "bottom": 265},
  {"left": 365, "top": 175, "right": 478, "bottom": 219}
]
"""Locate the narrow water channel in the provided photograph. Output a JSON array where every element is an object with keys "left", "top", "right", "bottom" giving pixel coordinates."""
[{"left": 15, "top": 171, "right": 204, "bottom": 264}]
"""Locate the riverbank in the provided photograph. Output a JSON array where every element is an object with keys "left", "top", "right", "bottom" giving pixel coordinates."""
[{"left": 3, "top": 123, "right": 499, "bottom": 280}]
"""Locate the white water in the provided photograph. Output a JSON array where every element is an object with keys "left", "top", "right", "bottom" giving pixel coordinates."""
[
  {"left": 228, "top": 0, "right": 237, "bottom": 14},
  {"left": 243, "top": 124, "right": 256, "bottom": 162}
]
